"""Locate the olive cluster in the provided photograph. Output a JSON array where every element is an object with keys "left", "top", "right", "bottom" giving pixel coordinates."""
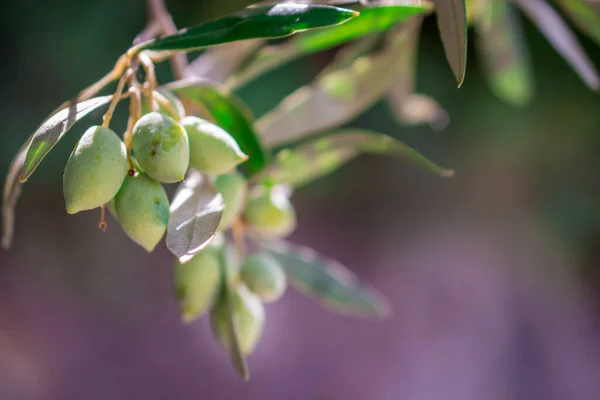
[{"left": 62, "top": 95, "right": 297, "bottom": 357}]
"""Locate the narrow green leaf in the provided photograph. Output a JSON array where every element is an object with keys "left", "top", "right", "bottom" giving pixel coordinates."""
[
  {"left": 259, "top": 238, "right": 391, "bottom": 318},
  {"left": 19, "top": 96, "right": 113, "bottom": 182},
  {"left": 556, "top": 0, "right": 600, "bottom": 45},
  {"left": 513, "top": 0, "right": 600, "bottom": 89},
  {"left": 167, "top": 170, "right": 224, "bottom": 263},
  {"left": 165, "top": 79, "right": 267, "bottom": 174},
  {"left": 256, "top": 28, "right": 412, "bottom": 147},
  {"left": 138, "top": 4, "right": 359, "bottom": 52},
  {"left": 230, "top": 3, "right": 431, "bottom": 88},
  {"left": 218, "top": 244, "right": 249, "bottom": 380},
  {"left": 432, "top": 0, "right": 468, "bottom": 86},
  {"left": 475, "top": 0, "right": 533, "bottom": 106},
  {"left": 254, "top": 129, "right": 453, "bottom": 187}
]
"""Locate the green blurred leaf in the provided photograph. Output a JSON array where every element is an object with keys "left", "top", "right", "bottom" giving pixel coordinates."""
[
  {"left": 513, "top": 0, "right": 599, "bottom": 89},
  {"left": 165, "top": 79, "right": 268, "bottom": 175},
  {"left": 556, "top": 0, "right": 600, "bottom": 45},
  {"left": 230, "top": 3, "right": 431, "bottom": 88},
  {"left": 256, "top": 27, "right": 413, "bottom": 147},
  {"left": 432, "top": 0, "right": 468, "bottom": 86},
  {"left": 259, "top": 238, "right": 391, "bottom": 318},
  {"left": 218, "top": 244, "right": 249, "bottom": 380},
  {"left": 138, "top": 4, "right": 359, "bottom": 52},
  {"left": 167, "top": 170, "right": 224, "bottom": 263},
  {"left": 254, "top": 128, "right": 453, "bottom": 187},
  {"left": 19, "top": 96, "right": 113, "bottom": 182},
  {"left": 475, "top": 0, "right": 533, "bottom": 106}
]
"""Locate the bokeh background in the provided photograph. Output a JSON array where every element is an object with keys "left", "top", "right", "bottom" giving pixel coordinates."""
[{"left": 2, "top": 1, "right": 600, "bottom": 399}]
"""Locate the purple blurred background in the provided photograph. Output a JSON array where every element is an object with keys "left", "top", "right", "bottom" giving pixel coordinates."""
[{"left": 2, "top": 0, "right": 600, "bottom": 399}]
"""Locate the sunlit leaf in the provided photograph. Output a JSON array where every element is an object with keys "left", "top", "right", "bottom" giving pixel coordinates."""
[
  {"left": 165, "top": 79, "right": 268, "bottom": 174},
  {"left": 432, "top": 0, "right": 468, "bottom": 86},
  {"left": 513, "top": 0, "right": 600, "bottom": 89},
  {"left": 259, "top": 238, "right": 391, "bottom": 318},
  {"left": 256, "top": 28, "right": 412, "bottom": 147},
  {"left": 475, "top": 0, "right": 533, "bottom": 106},
  {"left": 218, "top": 244, "right": 249, "bottom": 380},
  {"left": 138, "top": 4, "right": 358, "bottom": 52},
  {"left": 254, "top": 128, "right": 453, "bottom": 187},
  {"left": 19, "top": 96, "right": 113, "bottom": 182},
  {"left": 556, "top": 0, "right": 600, "bottom": 45},
  {"left": 167, "top": 170, "right": 224, "bottom": 263},
  {"left": 229, "top": 3, "right": 431, "bottom": 88}
]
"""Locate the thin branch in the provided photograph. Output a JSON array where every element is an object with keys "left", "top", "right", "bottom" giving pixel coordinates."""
[{"left": 146, "top": 0, "right": 187, "bottom": 80}]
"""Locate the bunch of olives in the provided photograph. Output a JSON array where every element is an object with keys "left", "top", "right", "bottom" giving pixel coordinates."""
[{"left": 62, "top": 95, "right": 299, "bottom": 358}]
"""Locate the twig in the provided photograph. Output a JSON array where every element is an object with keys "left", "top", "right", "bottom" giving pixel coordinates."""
[
  {"left": 102, "top": 68, "right": 134, "bottom": 128},
  {"left": 146, "top": 0, "right": 187, "bottom": 80}
]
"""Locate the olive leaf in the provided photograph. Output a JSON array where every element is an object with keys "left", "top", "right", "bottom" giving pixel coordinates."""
[
  {"left": 432, "top": 0, "right": 468, "bottom": 86},
  {"left": 475, "top": 0, "right": 532, "bottom": 106},
  {"left": 230, "top": 3, "right": 432, "bottom": 88},
  {"left": 256, "top": 26, "right": 414, "bottom": 148},
  {"left": 513, "top": 0, "right": 600, "bottom": 89},
  {"left": 556, "top": 0, "right": 600, "bottom": 45},
  {"left": 165, "top": 79, "right": 267, "bottom": 175},
  {"left": 138, "top": 4, "right": 359, "bottom": 52},
  {"left": 184, "top": 39, "right": 266, "bottom": 84},
  {"left": 167, "top": 170, "right": 224, "bottom": 263},
  {"left": 218, "top": 244, "right": 249, "bottom": 380},
  {"left": 258, "top": 238, "right": 391, "bottom": 318},
  {"left": 19, "top": 95, "right": 113, "bottom": 182},
  {"left": 253, "top": 129, "right": 453, "bottom": 188}
]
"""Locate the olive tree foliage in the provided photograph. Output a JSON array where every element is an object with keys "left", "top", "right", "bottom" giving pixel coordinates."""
[{"left": 3, "top": 0, "right": 600, "bottom": 379}]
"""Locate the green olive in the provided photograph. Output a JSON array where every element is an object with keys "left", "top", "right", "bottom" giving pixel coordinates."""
[
  {"left": 210, "top": 284, "right": 265, "bottom": 356},
  {"left": 181, "top": 116, "right": 247, "bottom": 176},
  {"left": 132, "top": 112, "right": 189, "bottom": 183},
  {"left": 243, "top": 185, "right": 296, "bottom": 237},
  {"left": 113, "top": 173, "right": 169, "bottom": 252},
  {"left": 174, "top": 247, "right": 222, "bottom": 323},
  {"left": 240, "top": 253, "right": 287, "bottom": 303},
  {"left": 214, "top": 172, "right": 247, "bottom": 230},
  {"left": 63, "top": 126, "right": 127, "bottom": 214}
]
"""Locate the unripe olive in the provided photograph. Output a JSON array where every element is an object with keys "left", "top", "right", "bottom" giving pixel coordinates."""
[
  {"left": 113, "top": 173, "right": 169, "bottom": 252},
  {"left": 240, "top": 253, "right": 287, "bottom": 303},
  {"left": 243, "top": 185, "right": 296, "bottom": 237},
  {"left": 210, "top": 284, "right": 265, "bottom": 356},
  {"left": 132, "top": 112, "right": 189, "bottom": 183},
  {"left": 174, "top": 247, "right": 222, "bottom": 323},
  {"left": 214, "top": 172, "right": 247, "bottom": 230},
  {"left": 181, "top": 116, "right": 247, "bottom": 176},
  {"left": 63, "top": 126, "right": 127, "bottom": 214}
]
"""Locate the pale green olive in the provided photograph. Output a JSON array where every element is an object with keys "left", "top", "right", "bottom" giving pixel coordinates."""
[
  {"left": 181, "top": 116, "right": 247, "bottom": 176},
  {"left": 210, "top": 284, "right": 265, "bottom": 356},
  {"left": 174, "top": 247, "right": 222, "bottom": 323},
  {"left": 243, "top": 185, "right": 296, "bottom": 237},
  {"left": 132, "top": 112, "right": 189, "bottom": 183},
  {"left": 214, "top": 172, "right": 247, "bottom": 230},
  {"left": 63, "top": 126, "right": 127, "bottom": 214},
  {"left": 240, "top": 253, "right": 287, "bottom": 303},
  {"left": 113, "top": 173, "right": 169, "bottom": 252}
]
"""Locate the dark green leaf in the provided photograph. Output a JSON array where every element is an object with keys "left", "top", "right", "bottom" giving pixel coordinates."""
[
  {"left": 167, "top": 170, "right": 224, "bottom": 263},
  {"left": 254, "top": 129, "right": 453, "bottom": 187},
  {"left": 475, "top": 1, "right": 532, "bottom": 106},
  {"left": 513, "top": 0, "right": 599, "bottom": 89},
  {"left": 218, "top": 244, "right": 249, "bottom": 380},
  {"left": 230, "top": 3, "right": 431, "bottom": 88},
  {"left": 139, "top": 4, "right": 358, "bottom": 52},
  {"left": 19, "top": 96, "right": 113, "bottom": 182},
  {"left": 259, "top": 238, "right": 391, "bottom": 318},
  {"left": 256, "top": 28, "right": 412, "bottom": 147},
  {"left": 165, "top": 79, "right": 268, "bottom": 174},
  {"left": 556, "top": 0, "right": 600, "bottom": 45},
  {"left": 433, "top": 0, "right": 468, "bottom": 86}
]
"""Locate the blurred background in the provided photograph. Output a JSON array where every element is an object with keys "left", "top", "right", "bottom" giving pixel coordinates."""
[{"left": 2, "top": 1, "right": 600, "bottom": 399}]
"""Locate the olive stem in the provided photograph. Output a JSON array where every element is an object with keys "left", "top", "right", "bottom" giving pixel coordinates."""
[
  {"left": 102, "top": 68, "right": 134, "bottom": 128},
  {"left": 98, "top": 204, "right": 108, "bottom": 232},
  {"left": 152, "top": 90, "right": 181, "bottom": 120}
]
